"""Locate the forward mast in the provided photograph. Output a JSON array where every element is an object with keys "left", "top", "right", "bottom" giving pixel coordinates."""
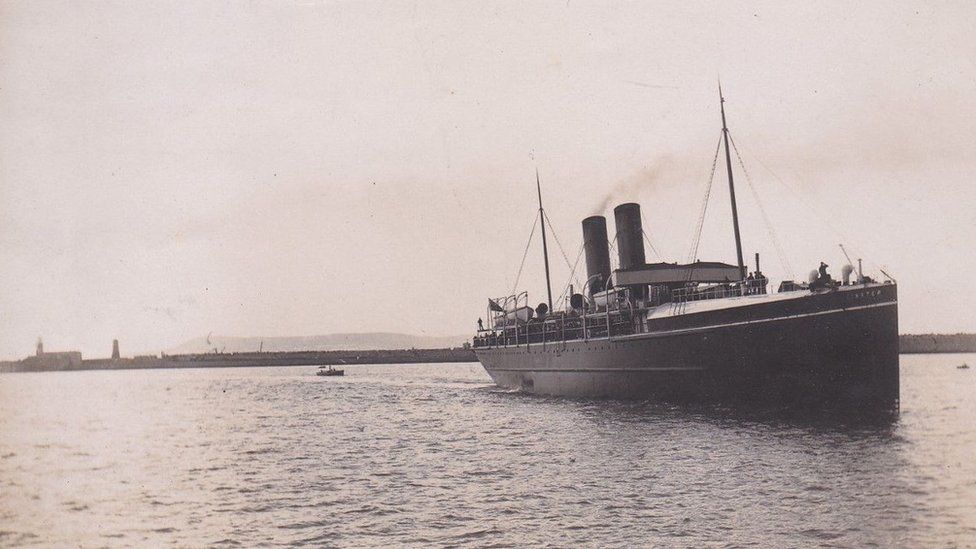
[{"left": 719, "top": 84, "right": 747, "bottom": 280}]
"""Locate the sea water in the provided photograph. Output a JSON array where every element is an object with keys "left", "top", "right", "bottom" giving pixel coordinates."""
[{"left": 1, "top": 354, "right": 975, "bottom": 547}]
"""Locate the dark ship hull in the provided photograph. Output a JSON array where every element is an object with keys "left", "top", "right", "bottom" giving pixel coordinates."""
[
  {"left": 475, "top": 91, "right": 899, "bottom": 413},
  {"left": 475, "top": 283, "right": 898, "bottom": 410}
]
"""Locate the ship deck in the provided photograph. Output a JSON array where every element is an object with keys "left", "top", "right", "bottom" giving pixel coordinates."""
[
  {"left": 474, "top": 282, "right": 896, "bottom": 350},
  {"left": 645, "top": 284, "right": 811, "bottom": 319}
]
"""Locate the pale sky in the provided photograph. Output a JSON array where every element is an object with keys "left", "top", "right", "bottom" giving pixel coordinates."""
[{"left": 2, "top": 1, "right": 974, "bottom": 359}]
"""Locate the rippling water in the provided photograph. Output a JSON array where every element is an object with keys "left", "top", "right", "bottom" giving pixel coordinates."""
[{"left": 2, "top": 354, "right": 975, "bottom": 547}]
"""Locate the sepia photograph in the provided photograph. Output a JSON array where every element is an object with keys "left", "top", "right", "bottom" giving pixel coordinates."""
[{"left": 1, "top": 1, "right": 975, "bottom": 546}]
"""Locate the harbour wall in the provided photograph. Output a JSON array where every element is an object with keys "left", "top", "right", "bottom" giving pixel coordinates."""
[
  {"left": 898, "top": 334, "right": 976, "bottom": 354},
  {"left": 0, "top": 348, "right": 477, "bottom": 373},
  {"left": 3, "top": 334, "right": 975, "bottom": 373}
]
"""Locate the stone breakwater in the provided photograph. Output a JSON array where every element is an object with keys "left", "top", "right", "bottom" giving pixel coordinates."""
[
  {"left": 899, "top": 334, "right": 976, "bottom": 354},
  {"left": 0, "top": 348, "right": 476, "bottom": 373}
]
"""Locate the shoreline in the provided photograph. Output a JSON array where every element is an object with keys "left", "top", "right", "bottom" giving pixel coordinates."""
[
  {"left": 899, "top": 334, "right": 976, "bottom": 354},
  {"left": 0, "top": 348, "right": 477, "bottom": 374},
  {"left": 3, "top": 333, "right": 976, "bottom": 374}
]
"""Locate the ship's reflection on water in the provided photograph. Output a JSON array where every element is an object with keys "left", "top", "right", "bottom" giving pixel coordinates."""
[
  {"left": 502, "top": 394, "right": 921, "bottom": 545},
  {"left": 0, "top": 354, "right": 973, "bottom": 546},
  {"left": 494, "top": 355, "right": 973, "bottom": 546},
  {"left": 570, "top": 398, "right": 902, "bottom": 431}
]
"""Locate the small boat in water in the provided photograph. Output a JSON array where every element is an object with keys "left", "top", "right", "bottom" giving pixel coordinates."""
[
  {"left": 958, "top": 363, "right": 970, "bottom": 370},
  {"left": 316, "top": 366, "right": 344, "bottom": 377}
]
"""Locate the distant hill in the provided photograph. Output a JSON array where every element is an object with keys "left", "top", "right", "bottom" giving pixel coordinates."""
[{"left": 166, "top": 332, "right": 470, "bottom": 355}]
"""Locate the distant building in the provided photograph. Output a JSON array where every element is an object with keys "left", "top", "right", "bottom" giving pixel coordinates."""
[
  {"left": 112, "top": 339, "right": 120, "bottom": 360},
  {"left": 22, "top": 337, "right": 83, "bottom": 370}
]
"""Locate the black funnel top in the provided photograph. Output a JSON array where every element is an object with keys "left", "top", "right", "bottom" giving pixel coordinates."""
[
  {"left": 582, "top": 215, "right": 611, "bottom": 294},
  {"left": 614, "top": 203, "right": 646, "bottom": 271}
]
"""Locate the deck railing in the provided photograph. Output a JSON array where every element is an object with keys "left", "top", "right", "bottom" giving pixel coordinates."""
[
  {"left": 473, "top": 278, "right": 772, "bottom": 348},
  {"left": 671, "top": 278, "right": 768, "bottom": 303},
  {"left": 473, "top": 309, "right": 636, "bottom": 349},
  {"left": 669, "top": 278, "right": 768, "bottom": 315}
]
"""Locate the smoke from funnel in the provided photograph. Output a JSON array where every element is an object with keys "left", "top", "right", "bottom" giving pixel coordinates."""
[{"left": 593, "top": 160, "right": 672, "bottom": 214}]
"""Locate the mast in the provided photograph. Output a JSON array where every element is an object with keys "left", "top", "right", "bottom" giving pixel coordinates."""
[
  {"left": 536, "top": 169, "right": 554, "bottom": 311},
  {"left": 719, "top": 82, "right": 747, "bottom": 280}
]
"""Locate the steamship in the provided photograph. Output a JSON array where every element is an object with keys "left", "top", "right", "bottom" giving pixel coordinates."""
[{"left": 472, "top": 91, "right": 899, "bottom": 411}]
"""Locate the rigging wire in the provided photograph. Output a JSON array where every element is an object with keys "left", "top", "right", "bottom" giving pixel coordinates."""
[
  {"left": 511, "top": 215, "right": 539, "bottom": 295},
  {"left": 686, "top": 134, "right": 723, "bottom": 263},
  {"left": 728, "top": 134, "right": 795, "bottom": 279},
  {"left": 555, "top": 243, "right": 585, "bottom": 310},
  {"left": 639, "top": 211, "right": 663, "bottom": 260},
  {"left": 542, "top": 210, "right": 576, "bottom": 271},
  {"left": 541, "top": 210, "right": 587, "bottom": 310},
  {"left": 608, "top": 234, "right": 619, "bottom": 272},
  {"left": 744, "top": 143, "right": 893, "bottom": 278}
]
